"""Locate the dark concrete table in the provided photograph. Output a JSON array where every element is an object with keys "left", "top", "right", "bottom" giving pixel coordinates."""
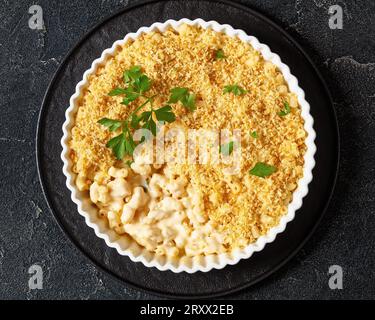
[{"left": 0, "top": 0, "right": 374, "bottom": 299}]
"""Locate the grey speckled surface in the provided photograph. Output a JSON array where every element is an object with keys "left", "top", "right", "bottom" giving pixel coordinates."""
[{"left": 0, "top": 0, "right": 374, "bottom": 299}]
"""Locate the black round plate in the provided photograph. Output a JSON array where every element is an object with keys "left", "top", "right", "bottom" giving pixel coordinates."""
[{"left": 36, "top": 0, "right": 339, "bottom": 298}]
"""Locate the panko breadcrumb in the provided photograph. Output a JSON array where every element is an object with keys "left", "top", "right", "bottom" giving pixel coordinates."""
[{"left": 69, "top": 24, "right": 306, "bottom": 252}]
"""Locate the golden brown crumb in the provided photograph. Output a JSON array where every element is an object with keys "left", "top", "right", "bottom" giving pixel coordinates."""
[{"left": 69, "top": 24, "right": 306, "bottom": 250}]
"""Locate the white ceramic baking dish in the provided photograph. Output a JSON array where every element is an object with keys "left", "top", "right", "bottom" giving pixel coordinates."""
[{"left": 61, "top": 18, "right": 316, "bottom": 273}]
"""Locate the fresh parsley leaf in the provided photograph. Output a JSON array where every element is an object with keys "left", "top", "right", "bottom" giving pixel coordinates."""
[
  {"left": 134, "top": 74, "right": 151, "bottom": 93},
  {"left": 140, "top": 111, "right": 152, "bottom": 123},
  {"left": 249, "top": 162, "right": 277, "bottom": 178},
  {"left": 215, "top": 49, "right": 225, "bottom": 60},
  {"left": 154, "top": 105, "right": 176, "bottom": 123},
  {"left": 112, "top": 67, "right": 151, "bottom": 105},
  {"left": 130, "top": 114, "right": 141, "bottom": 129},
  {"left": 124, "top": 67, "right": 152, "bottom": 93},
  {"left": 143, "top": 117, "right": 157, "bottom": 136},
  {"left": 108, "top": 88, "right": 128, "bottom": 96},
  {"left": 168, "top": 87, "right": 196, "bottom": 111},
  {"left": 250, "top": 131, "right": 258, "bottom": 138},
  {"left": 111, "top": 67, "right": 152, "bottom": 104},
  {"left": 124, "top": 66, "right": 142, "bottom": 83},
  {"left": 114, "top": 140, "right": 127, "bottom": 160},
  {"left": 98, "top": 118, "right": 123, "bottom": 132},
  {"left": 168, "top": 87, "right": 188, "bottom": 103},
  {"left": 134, "top": 111, "right": 151, "bottom": 130},
  {"left": 125, "top": 135, "right": 136, "bottom": 155},
  {"left": 219, "top": 141, "right": 235, "bottom": 156},
  {"left": 185, "top": 93, "right": 196, "bottom": 111},
  {"left": 121, "top": 87, "right": 141, "bottom": 105},
  {"left": 131, "top": 106, "right": 176, "bottom": 136},
  {"left": 223, "top": 84, "right": 248, "bottom": 96},
  {"left": 106, "top": 134, "right": 126, "bottom": 160},
  {"left": 106, "top": 133, "right": 122, "bottom": 148},
  {"left": 105, "top": 130, "right": 136, "bottom": 159},
  {"left": 278, "top": 101, "right": 291, "bottom": 117}
]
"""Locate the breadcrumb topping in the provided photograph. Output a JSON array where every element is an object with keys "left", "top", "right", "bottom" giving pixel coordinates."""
[{"left": 69, "top": 24, "right": 306, "bottom": 250}]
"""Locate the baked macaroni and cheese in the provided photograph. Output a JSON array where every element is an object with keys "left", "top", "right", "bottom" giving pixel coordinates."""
[{"left": 69, "top": 24, "right": 307, "bottom": 258}]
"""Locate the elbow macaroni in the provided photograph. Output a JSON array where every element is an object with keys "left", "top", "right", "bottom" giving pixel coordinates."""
[{"left": 85, "top": 158, "right": 226, "bottom": 257}]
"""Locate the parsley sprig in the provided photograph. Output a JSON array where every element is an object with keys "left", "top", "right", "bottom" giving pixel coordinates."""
[
  {"left": 98, "top": 66, "right": 194, "bottom": 160},
  {"left": 108, "top": 66, "right": 152, "bottom": 105},
  {"left": 223, "top": 84, "right": 248, "bottom": 96},
  {"left": 278, "top": 101, "right": 291, "bottom": 117},
  {"left": 249, "top": 162, "right": 277, "bottom": 178},
  {"left": 168, "top": 87, "right": 196, "bottom": 111},
  {"left": 215, "top": 49, "right": 226, "bottom": 60}
]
